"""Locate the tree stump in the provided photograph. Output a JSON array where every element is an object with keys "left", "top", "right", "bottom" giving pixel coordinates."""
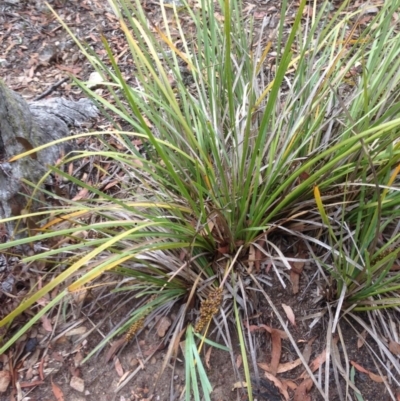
[{"left": 0, "top": 79, "right": 97, "bottom": 239}]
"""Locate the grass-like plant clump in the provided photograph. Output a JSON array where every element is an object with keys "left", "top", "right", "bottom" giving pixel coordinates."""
[{"left": 1, "top": 0, "right": 400, "bottom": 399}]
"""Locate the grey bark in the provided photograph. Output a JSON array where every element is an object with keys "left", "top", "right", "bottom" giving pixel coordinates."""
[{"left": 0, "top": 80, "right": 97, "bottom": 238}]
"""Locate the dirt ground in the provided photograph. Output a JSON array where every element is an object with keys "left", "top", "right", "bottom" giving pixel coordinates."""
[
  {"left": 0, "top": 268, "right": 392, "bottom": 401},
  {"left": 0, "top": 0, "right": 397, "bottom": 400}
]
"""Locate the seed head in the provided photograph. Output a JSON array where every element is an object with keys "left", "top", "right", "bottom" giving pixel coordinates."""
[{"left": 195, "top": 287, "right": 223, "bottom": 332}]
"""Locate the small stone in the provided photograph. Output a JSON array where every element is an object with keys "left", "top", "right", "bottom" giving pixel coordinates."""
[
  {"left": 25, "top": 338, "right": 38, "bottom": 353},
  {"left": 129, "top": 357, "right": 138, "bottom": 367},
  {"left": 0, "top": 254, "right": 7, "bottom": 272},
  {"left": 73, "top": 352, "right": 83, "bottom": 367},
  {"left": 87, "top": 72, "right": 104, "bottom": 89},
  {"left": 70, "top": 376, "right": 85, "bottom": 392},
  {"left": 156, "top": 316, "right": 171, "bottom": 338},
  {"left": 1, "top": 276, "right": 14, "bottom": 293},
  {"left": 38, "top": 45, "right": 58, "bottom": 65}
]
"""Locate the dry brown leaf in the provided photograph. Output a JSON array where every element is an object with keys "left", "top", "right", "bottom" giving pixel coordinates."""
[
  {"left": 103, "top": 179, "right": 122, "bottom": 190},
  {"left": 246, "top": 322, "right": 288, "bottom": 376},
  {"left": 290, "top": 254, "right": 305, "bottom": 294},
  {"left": 20, "top": 380, "right": 44, "bottom": 388},
  {"left": 302, "top": 337, "right": 316, "bottom": 365},
  {"left": 270, "top": 330, "right": 282, "bottom": 376},
  {"left": 25, "top": 368, "right": 33, "bottom": 382},
  {"left": 73, "top": 352, "right": 83, "bottom": 368},
  {"left": 282, "top": 304, "right": 296, "bottom": 327},
  {"left": 138, "top": 359, "right": 145, "bottom": 370},
  {"left": 308, "top": 349, "right": 326, "bottom": 372},
  {"left": 114, "top": 357, "right": 124, "bottom": 377},
  {"left": 293, "top": 255, "right": 306, "bottom": 271},
  {"left": 232, "top": 381, "right": 247, "bottom": 390},
  {"left": 117, "top": 370, "right": 132, "bottom": 387},
  {"left": 56, "top": 64, "right": 82, "bottom": 74},
  {"left": 350, "top": 361, "right": 386, "bottom": 383},
  {"left": 368, "top": 371, "right": 386, "bottom": 383},
  {"left": 66, "top": 326, "right": 87, "bottom": 337},
  {"left": 258, "top": 324, "right": 288, "bottom": 339},
  {"left": 168, "top": 327, "right": 185, "bottom": 363},
  {"left": 26, "top": 216, "right": 40, "bottom": 235},
  {"left": 290, "top": 270, "right": 300, "bottom": 294},
  {"left": 282, "top": 379, "right": 297, "bottom": 391},
  {"left": 296, "top": 170, "right": 309, "bottom": 182},
  {"left": 205, "top": 347, "right": 212, "bottom": 370},
  {"left": 264, "top": 372, "right": 290, "bottom": 401},
  {"left": 350, "top": 360, "right": 371, "bottom": 375},
  {"left": 72, "top": 187, "right": 90, "bottom": 201},
  {"left": 236, "top": 354, "right": 242, "bottom": 369},
  {"left": 248, "top": 244, "right": 256, "bottom": 271},
  {"left": 294, "top": 378, "right": 313, "bottom": 401},
  {"left": 0, "top": 371, "right": 11, "bottom": 393},
  {"left": 39, "top": 357, "right": 45, "bottom": 380},
  {"left": 299, "top": 348, "right": 327, "bottom": 380},
  {"left": 357, "top": 330, "right": 367, "bottom": 349},
  {"left": 179, "top": 340, "right": 186, "bottom": 355},
  {"left": 264, "top": 261, "right": 272, "bottom": 273},
  {"left": 389, "top": 340, "right": 400, "bottom": 355},
  {"left": 213, "top": 12, "right": 224, "bottom": 22},
  {"left": 303, "top": 5, "right": 313, "bottom": 18},
  {"left": 217, "top": 244, "right": 229, "bottom": 254},
  {"left": 246, "top": 323, "right": 262, "bottom": 333},
  {"left": 254, "top": 11, "right": 269, "bottom": 19},
  {"left": 143, "top": 342, "right": 165, "bottom": 356},
  {"left": 254, "top": 239, "right": 264, "bottom": 272},
  {"left": 258, "top": 358, "right": 302, "bottom": 374},
  {"left": 242, "top": 3, "right": 256, "bottom": 14},
  {"left": 105, "top": 338, "right": 126, "bottom": 363},
  {"left": 41, "top": 314, "right": 53, "bottom": 332},
  {"left": 51, "top": 380, "right": 65, "bottom": 401}
]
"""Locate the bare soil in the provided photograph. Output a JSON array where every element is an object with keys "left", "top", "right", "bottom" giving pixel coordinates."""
[
  {"left": 1, "top": 267, "right": 393, "bottom": 401},
  {"left": 0, "top": 0, "right": 397, "bottom": 400}
]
